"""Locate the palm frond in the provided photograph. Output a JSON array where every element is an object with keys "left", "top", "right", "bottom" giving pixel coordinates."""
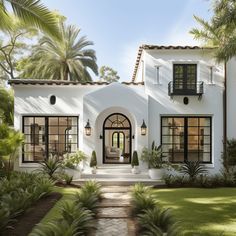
[{"left": 6, "top": 0, "right": 60, "bottom": 38}]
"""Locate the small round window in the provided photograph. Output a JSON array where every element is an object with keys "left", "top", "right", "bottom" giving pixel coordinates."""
[{"left": 50, "top": 95, "right": 56, "bottom": 105}]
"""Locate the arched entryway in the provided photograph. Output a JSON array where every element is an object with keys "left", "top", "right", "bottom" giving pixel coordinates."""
[{"left": 103, "top": 113, "right": 132, "bottom": 164}]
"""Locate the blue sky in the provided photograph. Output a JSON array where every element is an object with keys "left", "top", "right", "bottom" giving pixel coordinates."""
[{"left": 42, "top": 0, "right": 212, "bottom": 81}]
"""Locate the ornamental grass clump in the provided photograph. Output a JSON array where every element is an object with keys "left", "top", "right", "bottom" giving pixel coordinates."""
[
  {"left": 30, "top": 180, "right": 101, "bottom": 236},
  {"left": 131, "top": 183, "right": 178, "bottom": 235},
  {"left": 0, "top": 172, "right": 54, "bottom": 233}
]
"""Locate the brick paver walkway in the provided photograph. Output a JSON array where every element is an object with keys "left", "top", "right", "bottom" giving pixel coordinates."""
[{"left": 91, "top": 186, "right": 136, "bottom": 236}]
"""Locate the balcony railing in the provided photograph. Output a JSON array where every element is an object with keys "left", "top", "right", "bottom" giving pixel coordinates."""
[{"left": 168, "top": 81, "right": 204, "bottom": 97}]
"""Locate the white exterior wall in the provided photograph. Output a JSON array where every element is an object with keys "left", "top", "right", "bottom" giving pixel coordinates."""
[
  {"left": 143, "top": 49, "right": 225, "bottom": 173},
  {"left": 13, "top": 83, "right": 148, "bottom": 170},
  {"left": 227, "top": 57, "right": 236, "bottom": 139},
  {"left": 13, "top": 48, "right": 236, "bottom": 175}
]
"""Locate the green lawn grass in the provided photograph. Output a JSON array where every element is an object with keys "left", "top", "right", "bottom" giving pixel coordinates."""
[
  {"left": 30, "top": 186, "right": 80, "bottom": 233},
  {"left": 153, "top": 188, "right": 236, "bottom": 236}
]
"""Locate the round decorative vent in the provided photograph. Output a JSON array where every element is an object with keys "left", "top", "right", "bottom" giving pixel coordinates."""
[
  {"left": 50, "top": 95, "right": 56, "bottom": 105},
  {"left": 183, "top": 97, "right": 189, "bottom": 105}
]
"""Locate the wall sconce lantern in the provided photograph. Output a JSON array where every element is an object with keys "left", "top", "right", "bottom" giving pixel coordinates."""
[
  {"left": 85, "top": 119, "right": 91, "bottom": 136},
  {"left": 141, "top": 120, "right": 147, "bottom": 135}
]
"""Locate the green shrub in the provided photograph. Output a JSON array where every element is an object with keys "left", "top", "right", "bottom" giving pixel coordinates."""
[
  {"left": 90, "top": 151, "right": 97, "bottom": 168},
  {"left": 63, "top": 151, "right": 87, "bottom": 169},
  {"left": 222, "top": 139, "right": 236, "bottom": 172},
  {"left": 63, "top": 173, "right": 73, "bottom": 185},
  {"left": 81, "top": 180, "right": 102, "bottom": 199},
  {"left": 131, "top": 192, "right": 157, "bottom": 215},
  {"left": 0, "top": 206, "right": 11, "bottom": 234},
  {"left": 131, "top": 151, "right": 139, "bottom": 167},
  {"left": 180, "top": 161, "right": 207, "bottom": 181},
  {"left": 38, "top": 155, "right": 62, "bottom": 179},
  {"left": 75, "top": 191, "right": 99, "bottom": 214},
  {"left": 138, "top": 207, "right": 178, "bottom": 235},
  {"left": 30, "top": 201, "right": 94, "bottom": 236},
  {"left": 0, "top": 172, "right": 55, "bottom": 233},
  {"left": 141, "top": 142, "right": 166, "bottom": 169}
]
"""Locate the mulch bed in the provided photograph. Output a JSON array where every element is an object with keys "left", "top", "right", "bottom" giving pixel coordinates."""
[{"left": 3, "top": 192, "right": 62, "bottom": 236}]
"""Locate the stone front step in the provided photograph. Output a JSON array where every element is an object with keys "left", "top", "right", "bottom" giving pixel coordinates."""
[
  {"left": 87, "top": 166, "right": 134, "bottom": 174},
  {"left": 81, "top": 172, "right": 149, "bottom": 179},
  {"left": 73, "top": 178, "right": 164, "bottom": 186}
]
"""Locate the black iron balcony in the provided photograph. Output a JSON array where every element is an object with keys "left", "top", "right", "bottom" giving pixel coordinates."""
[{"left": 168, "top": 81, "right": 204, "bottom": 98}]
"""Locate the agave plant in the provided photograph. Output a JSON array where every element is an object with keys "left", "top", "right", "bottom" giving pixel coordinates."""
[
  {"left": 131, "top": 183, "right": 152, "bottom": 198},
  {"left": 180, "top": 161, "right": 207, "bottom": 181},
  {"left": 38, "top": 156, "right": 62, "bottom": 179},
  {"left": 131, "top": 192, "right": 157, "bottom": 216},
  {"left": 29, "top": 220, "right": 82, "bottom": 236},
  {"left": 81, "top": 180, "right": 102, "bottom": 199},
  {"left": 75, "top": 191, "right": 99, "bottom": 214},
  {"left": 139, "top": 207, "right": 179, "bottom": 236}
]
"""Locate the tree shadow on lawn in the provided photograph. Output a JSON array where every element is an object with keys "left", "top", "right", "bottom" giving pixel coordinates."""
[{"left": 153, "top": 188, "right": 236, "bottom": 236}]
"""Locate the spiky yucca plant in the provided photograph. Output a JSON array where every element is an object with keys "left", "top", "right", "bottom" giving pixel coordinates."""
[
  {"left": 81, "top": 180, "right": 102, "bottom": 199},
  {"left": 38, "top": 155, "right": 62, "bottom": 179},
  {"left": 138, "top": 207, "right": 179, "bottom": 236},
  {"left": 180, "top": 161, "right": 207, "bottom": 181}
]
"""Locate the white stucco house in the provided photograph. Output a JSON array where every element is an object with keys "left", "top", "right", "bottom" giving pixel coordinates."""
[{"left": 9, "top": 45, "right": 236, "bottom": 178}]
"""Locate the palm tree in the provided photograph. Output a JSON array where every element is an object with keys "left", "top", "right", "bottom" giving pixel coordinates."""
[
  {"left": 190, "top": 0, "right": 236, "bottom": 62},
  {"left": 21, "top": 22, "right": 98, "bottom": 81},
  {"left": 0, "top": 0, "right": 59, "bottom": 37}
]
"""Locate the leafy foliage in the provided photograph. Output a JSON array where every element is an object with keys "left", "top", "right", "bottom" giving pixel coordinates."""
[
  {"left": 131, "top": 183, "right": 178, "bottom": 235},
  {"left": 138, "top": 207, "right": 178, "bottom": 236},
  {"left": 190, "top": 0, "right": 236, "bottom": 62},
  {"left": 20, "top": 20, "right": 98, "bottom": 81},
  {"left": 141, "top": 142, "right": 166, "bottom": 169},
  {"left": 81, "top": 180, "right": 102, "bottom": 199},
  {"left": 38, "top": 155, "right": 62, "bottom": 179},
  {"left": 222, "top": 139, "right": 236, "bottom": 172},
  {"left": 30, "top": 201, "right": 94, "bottom": 236},
  {"left": 0, "top": 88, "right": 14, "bottom": 125},
  {"left": 131, "top": 184, "right": 156, "bottom": 215},
  {"left": 0, "top": 123, "right": 24, "bottom": 173},
  {"left": 63, "top": 150, "right": 87, "bottom": 169},
  {"left": 61, "top": 173, "right": 73, "bottom": 185},
  {"left": 99, "top": 65, "right": 120, "bottom": 82},
  {"left": 180, "top": 161, "right": 207, "bottom": 181},
  {"left": 0, "top": 171, "right": 54, "bottom": 233},
  {"left": 90, "top": 151, "right": 97, "bottom": 168},
  {"left": 131, "top": 150, "right": 139, "bottom": 167},
  {"left": 30, "top": 180, "right": 101, "bottom": 236},
  {"left": 0, "top": 0, "right": 60, "bottom": 38}
]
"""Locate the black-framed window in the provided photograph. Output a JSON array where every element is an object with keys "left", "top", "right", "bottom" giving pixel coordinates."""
[
  {"left": 22, "top": 116, "right": 78, "bottom": 163},
  {"left": 173, "top": 64, "right": 197, "bottom": 92},
  {"left": 161, "top": 116, "right": 212, "bottom": 163}
]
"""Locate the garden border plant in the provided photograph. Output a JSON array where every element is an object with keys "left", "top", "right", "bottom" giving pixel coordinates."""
[
  {"left": 131, "top": 183, "right": 179, "bottom": 235},
  {"left": 30, "top": 180, "right": 102, "bottom": 236},
  {"left": 0, "top": 172, "right": 54, "bottom": 234}
]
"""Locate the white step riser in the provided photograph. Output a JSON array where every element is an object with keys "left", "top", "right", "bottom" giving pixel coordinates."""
[{"left": 81, "top": 174, "right": 149, "bottom": 179}]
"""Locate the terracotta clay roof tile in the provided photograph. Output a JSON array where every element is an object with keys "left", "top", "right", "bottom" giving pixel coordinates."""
[{"left": 8, "top": 79, "right": 144, "bottom": 86}]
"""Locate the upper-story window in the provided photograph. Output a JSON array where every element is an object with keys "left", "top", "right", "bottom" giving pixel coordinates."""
[
  {"left": 168, "top": 64, "right": 203, "bottom": 97},
  {"left": 173, "top": 64, "right": 197, "bottom": 93}
]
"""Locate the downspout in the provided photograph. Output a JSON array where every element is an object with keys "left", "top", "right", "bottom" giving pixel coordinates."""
[{"left": 223, "top": 61, "right": 227, "bottom": 153}]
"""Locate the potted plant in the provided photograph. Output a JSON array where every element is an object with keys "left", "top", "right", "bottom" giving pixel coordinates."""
[
  {"left": 63, "top": 150, "right": 87, "bottom": 179},
  {"left": 141, "top": 141, "right": 166, "bottom": 179},
  {"left": 131, "top": 151, "right": 140, "bottom": 174},
  {"left": 90, "top": 150, "right": 97, "bottom": 174}
]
